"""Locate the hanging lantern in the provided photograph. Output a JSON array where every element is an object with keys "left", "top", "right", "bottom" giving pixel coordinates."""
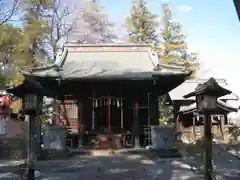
[
  {"left": 95, "top": 100, "right": 98, "bottom": 107},
  {"left": 117, "top": 100, "right": 120, "bottom": 107}
]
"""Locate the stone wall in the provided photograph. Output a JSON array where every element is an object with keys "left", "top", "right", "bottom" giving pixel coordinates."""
[{"left": 0, "top": 119, "right": 27, "bottom": 160}]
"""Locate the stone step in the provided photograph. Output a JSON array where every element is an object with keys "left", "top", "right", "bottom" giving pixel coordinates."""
[
  {"left": 149, "top": 148, "right": 182, "bottom": 158},
  {"left": 90, "top": 150, "right": 114, "bottom": 156},
  {"left": 70, "top": 148, "right": 114, "bottom": 156}
]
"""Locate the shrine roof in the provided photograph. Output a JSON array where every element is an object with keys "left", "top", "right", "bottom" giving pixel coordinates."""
[
  {"left": 23, "top": 44, "right": 190, "bottom": 80},
  {"left": 169, "top": 79, "right": 239, "bottom": 101},
  {"left": 179, "top": 99, "right": 238, "bottom": 114}
]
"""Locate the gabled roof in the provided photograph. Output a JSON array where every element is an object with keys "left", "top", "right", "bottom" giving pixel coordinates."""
[
  {"left": 179, "top": 99, "right": 238, "bottom": 114},
  {"left": 23, "top": 44, "right": 189, "bottom": 80},
  {"left": 169, "top": 79, "right": 239, "bottom": 101}
]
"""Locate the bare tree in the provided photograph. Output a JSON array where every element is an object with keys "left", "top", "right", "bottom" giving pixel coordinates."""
[
  {"left": 44, "top": 0, "right": 75, "bottom": 62},
  {"left": 68, "top": 0, "right": 118, "bottom": 44},
  {"left": 0, "top": 0, "right": 20, "bottom": 25}
]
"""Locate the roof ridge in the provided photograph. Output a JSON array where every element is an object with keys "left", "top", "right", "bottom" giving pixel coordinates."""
[{"left": 63, "top": 43, "right": 151, "bottom": 48}]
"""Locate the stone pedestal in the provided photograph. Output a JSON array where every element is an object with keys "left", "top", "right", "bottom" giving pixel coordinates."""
[
  {"left": 41, "top": 125, "right": 69, "bottom": 160},
  {"left": 151, "top": 125, "right": 180, "bottom": 157},
  {"left": 151, "top": 125, "right": 176, "bottom": 150}
]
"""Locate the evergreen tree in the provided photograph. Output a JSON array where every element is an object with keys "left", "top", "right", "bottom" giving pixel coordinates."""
[
  {"left": 68, "top": 0, "right": 118, "bottom": 44},
  {"left": 0, "top": 0, "right": 53, "bottom": 86},
  {"left": 0, "top": 23, "right": 25, "bottom": 86},
  {"left": 125, "top": 0, "right": 159, "bottom": 46},
  {"left": 159, "top": 4, "right": 199, "bottom": 78},
  {"left": 18, "top": 0, "right": 52, "bottom": 67},
  {"left": 158, "top": 5, "right": 200, "bottom": 124}
]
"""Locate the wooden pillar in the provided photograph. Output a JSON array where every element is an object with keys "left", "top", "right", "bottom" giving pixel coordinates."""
[
  {"left": 107, "top": 96, "right": 111, "bottom": 130},
  {"left": 220, "top": 114, "right": 225, "bottom": 137},
  {"left": 150, "top": 92, "right": 159, "bottom": 125},
  {"left": 193, "top": 116, "right": 196, "bottom": 143},
  {"left": 132, "top": 99, "right": 140, "bottom": 148},
  {"left": 92, "top": 92, "right": 95, "bottom": 130},
  {"left": 36, "top": 96, "right": 43, "bottom": 160},
  {"left": 173, "top": 102, "right": 180, "bottom": 139},
  {"left": 120, "top": 93, "right": 124, "bottom": 129},
  {"left": 147, "top": 93, "right": 151, "bottom": 144},
  {"left": 51, "top": 97, "right": 58, "bottom": 125},
  {"left": 35, "top": 116, "right": 41, "bottom": 160},
  {"left": 173, "top": 102, "right": 180, "bottom": 121},
  {"left": 77, "top": 99, "right": 83, "bottom": 147}
]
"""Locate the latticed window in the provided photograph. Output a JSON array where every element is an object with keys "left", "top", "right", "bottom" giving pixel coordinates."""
[{"left": 60, "top": 103, "right": 78, "bottom": 119}]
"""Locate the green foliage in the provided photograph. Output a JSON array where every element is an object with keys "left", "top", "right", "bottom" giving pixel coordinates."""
[
  {"left": 125, "top": 0, "right": 159, "bottom": 45},
  {"left": 160, "top": 4, "right": 199, "bottom": 78},
  {"left": 0, "top": 1, "right": 52, "bottom": 87},
  {"left": 0, "top": 24, "right": 24, "bottom": 86},
  {"left": 39, "top": 114, "right": 51, "bottom": 123},
  {"left": 19, "top": 0, "right": 52, "bottom": 65},
  {"left": 158, "top": 95, "right": 174, "bottom": 124},
  {"left": 0, "top": 73, "right": 7, "bottom": 87},
  {"left": 159, "top": 117, "right": 169, "bottom": 124}
]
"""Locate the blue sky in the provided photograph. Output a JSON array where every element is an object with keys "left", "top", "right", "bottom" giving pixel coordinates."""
[{"left": 98, "top": 0, "right": 240, "bottom": 98}]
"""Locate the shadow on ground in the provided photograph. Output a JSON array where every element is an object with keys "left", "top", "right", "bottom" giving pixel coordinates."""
[
  {"left": 34, "top": 149, "right": 201, "bottom": 180},
  {"left": 180, "top": 142, "right": 240, "bottom": 180}
]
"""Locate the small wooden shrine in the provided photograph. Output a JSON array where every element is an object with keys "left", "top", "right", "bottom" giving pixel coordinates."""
[
  {"left": 21, "top": 44, "right": 190, "bottom": 149},
  {"left": 177, "top": 99, "right": 238, "bottom": 143}
]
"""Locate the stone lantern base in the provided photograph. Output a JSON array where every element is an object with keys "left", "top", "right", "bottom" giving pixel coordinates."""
[{"left": 150, "top": 125, "right": 181, "bottom": 157}]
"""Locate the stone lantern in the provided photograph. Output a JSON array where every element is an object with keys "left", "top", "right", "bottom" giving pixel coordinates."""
[
  {"left": 183, "top": 77, "right": 232, "bottom": 180},
  {"left": 184, "top": 77, "right": 231, "bottom": 113},
  {"left": 7, "top": 79, "right": 49, "bottom": 180}
]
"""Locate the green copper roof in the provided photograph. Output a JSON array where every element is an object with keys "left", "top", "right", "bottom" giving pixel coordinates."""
[{"left": 24, "top": 44, "right": 190, "bottom": 80}]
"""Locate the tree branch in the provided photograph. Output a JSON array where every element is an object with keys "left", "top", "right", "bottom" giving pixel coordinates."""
[{"left": 0, "top": 0, "right": 20, "bottom": 26}]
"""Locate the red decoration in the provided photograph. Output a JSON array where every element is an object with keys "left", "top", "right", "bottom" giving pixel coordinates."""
[
  {"left": 0, "top": 96, "right": 9, "bottom": 105},
  {"left": 0, "top": 96, "right": 11, "bottom": 115}
]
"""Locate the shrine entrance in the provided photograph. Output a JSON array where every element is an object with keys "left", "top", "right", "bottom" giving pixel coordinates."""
[
  {"left": 85, "top": 91, "right": 152, "bottom": 148},
  {"left": 91, "top": 94, "right": 123, "bottom": 133}
]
